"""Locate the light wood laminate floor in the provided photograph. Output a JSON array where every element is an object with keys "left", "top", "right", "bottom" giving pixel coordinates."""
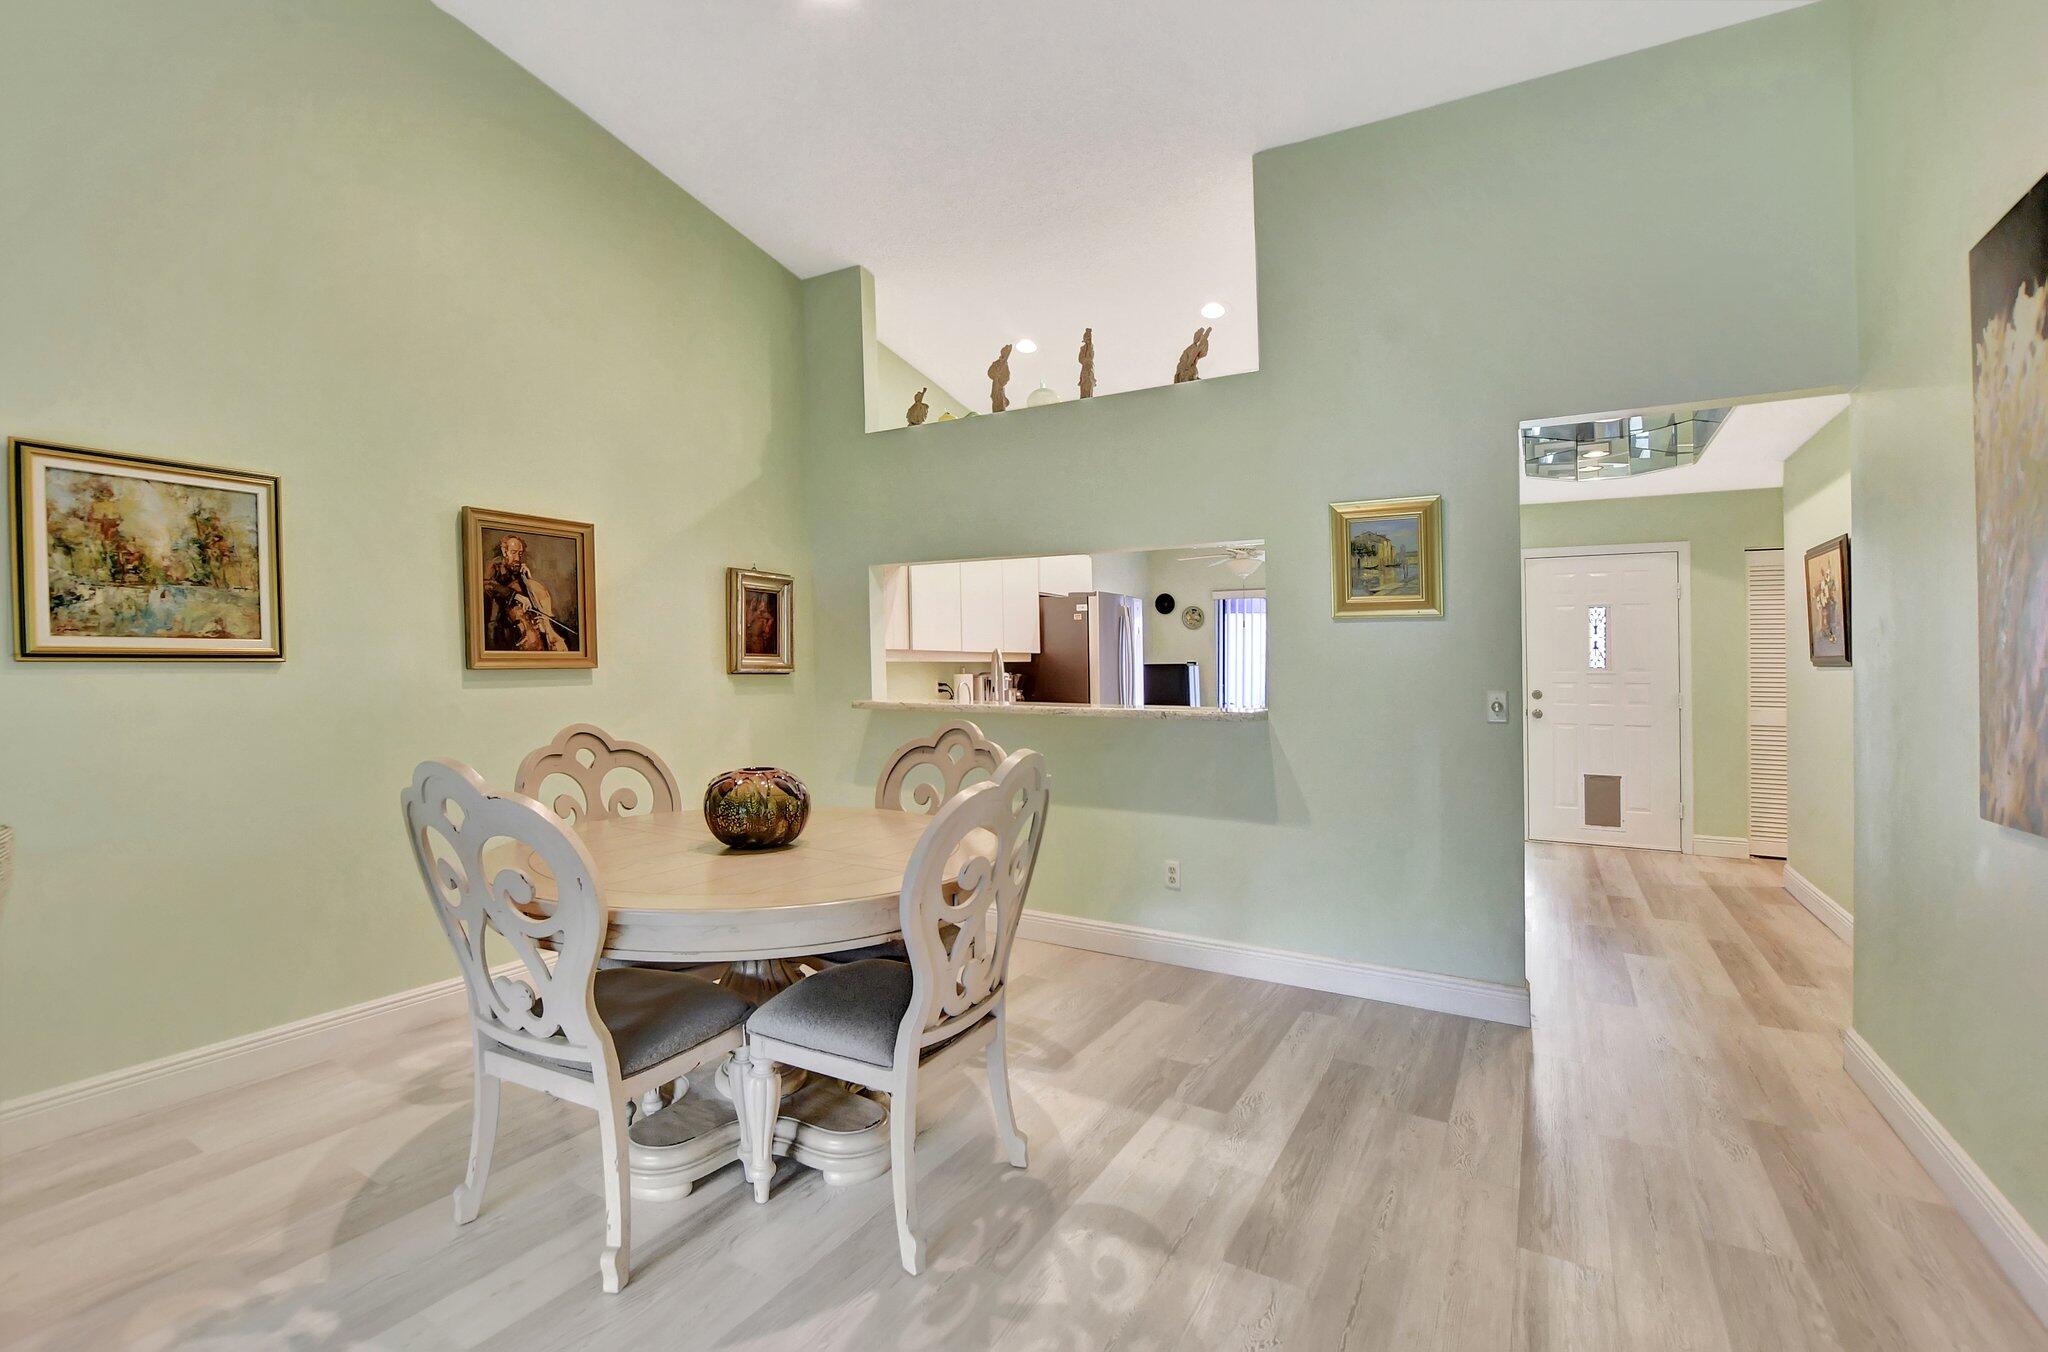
[{"left": 3, "top": 845, "right": 2043, "bottom": 1349}]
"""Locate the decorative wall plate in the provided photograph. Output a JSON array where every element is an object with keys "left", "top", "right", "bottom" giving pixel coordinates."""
[
  {"left": 1154, "top": 592, "right": 1175, "bottom": 615},
  {"left": 1181, "top": 605, "right": 1205, "bottom": 630}
]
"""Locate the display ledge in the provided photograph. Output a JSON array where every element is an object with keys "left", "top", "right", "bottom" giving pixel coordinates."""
[{"left": 854, "top": 699, "right": 1266, "bottom": 722}]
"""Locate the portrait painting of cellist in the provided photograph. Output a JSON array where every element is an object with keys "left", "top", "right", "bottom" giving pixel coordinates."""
[{"left": 461, "top": 507, "right": 597, "bottom": 669}]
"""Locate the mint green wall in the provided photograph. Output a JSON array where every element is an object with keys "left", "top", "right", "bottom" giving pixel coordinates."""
[
  {"left": 0, "top": 0, "right": 810, "bottom": 1099},
  {"left": 1847, "top": 0, "right": 2048, "bottom": 1235},
  {"left": 1782, "top": 411, "right": 1855, "bottom": 907},
  {"left": 796, "top": 5, "right": 1856, "bottom": 990},
  {"left": 1519, "top": 490, "right": 1785, "bottom": 843},
  {"left": 870, "top": 343, "right": 968, "bottom": 430}
]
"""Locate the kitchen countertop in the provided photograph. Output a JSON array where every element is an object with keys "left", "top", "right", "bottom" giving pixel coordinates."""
[{"left": 853, "top": 700, "right": 1266, "bottom": 722}]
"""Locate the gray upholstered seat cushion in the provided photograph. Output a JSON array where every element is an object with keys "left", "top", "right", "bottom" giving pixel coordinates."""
[
  {"left": 808, "top": 938, "right": 909, "bottom": 965},
  {"left": 748, "top": 959, "right": 912, "bottom": 1067},
  {"left": 591, "top": 967, "right": 750, "bottom": 1077}
]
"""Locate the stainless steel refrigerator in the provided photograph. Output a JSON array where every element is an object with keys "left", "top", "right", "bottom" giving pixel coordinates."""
[{"left": 1031, "top": 592, "right": 1144, "bottom": 705}]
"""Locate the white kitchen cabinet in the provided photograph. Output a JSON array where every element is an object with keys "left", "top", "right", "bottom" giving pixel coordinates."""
[
  {"left": 894, "top": 556, "right": 1045, "bottom": 659},
  {"left": 958, "top": 560, "right": 1005, "bottom": 652},
  {"left": 1001, "top": 557, "right": 1041, "bottom": 652},
  {"left": 1036, "top": 554, "right": 1093, "bottom": 596},
  {"left": 908, "top": 562, "right": 962, "bottom": 651},
  {"left": 880, "top": 566, "right": 911, "bottom": 650}
]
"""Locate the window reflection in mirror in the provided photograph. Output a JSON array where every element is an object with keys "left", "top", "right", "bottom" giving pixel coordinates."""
[{"left": 868, "top": 543, "right": 1266, "bottom": 712}]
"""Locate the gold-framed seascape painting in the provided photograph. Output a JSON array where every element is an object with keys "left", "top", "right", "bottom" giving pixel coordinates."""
[
  {"left": 1970, "top": 169, "right": 2048, "bottom": 839},
  {"left": 9, "top": 438, "right": 283, "bottom": 661},
  {"left": 461, "top": 506, "right": 597, "bottom": 670},
  {"left": 1330, "top": 495, "right": 1443, "bottom": 619},
  {"left": 727, "top": 567, "right": 794, "bottom": 674}
]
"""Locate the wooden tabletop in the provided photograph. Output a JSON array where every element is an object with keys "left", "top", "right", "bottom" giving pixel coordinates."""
[{"left": 518, "top": 806, "right": 966, "bottom": 963}]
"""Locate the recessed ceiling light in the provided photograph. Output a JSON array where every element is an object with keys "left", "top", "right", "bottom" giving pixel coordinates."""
[
  {"left": 1200, "top": 302, "right": 1227, "bottom": 320},
  {"left": 1014, "top": 338, "right": 1037, "bottom": 354}
]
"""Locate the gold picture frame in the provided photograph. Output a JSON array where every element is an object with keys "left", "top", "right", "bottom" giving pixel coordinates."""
[
  {"left": 9, "top": 436, "right": 284, "bottom": 661},
  {"left": 461, "top": 506, "right": 597, "bottom": 669},
  {"left": 1330, "top": 494, "right": 1443, "bottom": 619},
  {"left": 727, "top": 567, "right": 794, "bottom": 674}
]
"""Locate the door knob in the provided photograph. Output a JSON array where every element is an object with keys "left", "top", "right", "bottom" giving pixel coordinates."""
[{"left": 1531, "top": 709, "right": 1544, "bottom": 719}]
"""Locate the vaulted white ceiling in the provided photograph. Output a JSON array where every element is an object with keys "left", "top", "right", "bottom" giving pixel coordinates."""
[{"left": 436, "top": 0, "right": 1809, "bottom": 408}]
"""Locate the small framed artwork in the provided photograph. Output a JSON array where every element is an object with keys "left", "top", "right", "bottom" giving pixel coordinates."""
[
  {"left": 727, "top": 567, "right": 794, "bottom": 674},
  {"left": 1802, "top": 533, "right": 1851, "bottom": 667},
  {"left": 9, "top": 437, "right": 283, "bottom": 661},
  {"left": 461, "top": 506, "right": 596, "bottom": 669},
  {"left": 1330, "top": 494, "right": 1443, "bottom": 619}
]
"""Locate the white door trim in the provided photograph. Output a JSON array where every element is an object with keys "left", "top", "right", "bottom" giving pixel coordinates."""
[{"left": 1520, "top": 541, "right": 1695, "bottom": 856}]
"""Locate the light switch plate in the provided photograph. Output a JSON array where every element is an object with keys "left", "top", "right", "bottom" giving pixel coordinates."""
[{"left": 1486, "top": 690, "right": 1509, "bottom": 723}]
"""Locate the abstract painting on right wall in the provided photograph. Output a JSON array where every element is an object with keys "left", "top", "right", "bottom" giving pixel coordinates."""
[{"left": 1970, "top": 169, "right": 2048, "bottom": 839}]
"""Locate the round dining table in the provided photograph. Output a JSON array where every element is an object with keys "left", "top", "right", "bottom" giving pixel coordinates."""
[{"left": 560, "top": 804, "right": 969, "bottom": 1201}]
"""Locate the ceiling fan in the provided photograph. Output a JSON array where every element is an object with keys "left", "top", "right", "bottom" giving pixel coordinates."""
[{"left": 1178, "top": 545, "right": 1266, "bottom": 580}]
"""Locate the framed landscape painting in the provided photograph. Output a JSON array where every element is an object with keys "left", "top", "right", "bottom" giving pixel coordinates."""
[
  {"left": 461, "top": 506, "right": 596, "bottom": 669},
  {"left": 1330, "top": 495, "right": 1443, "bottom": 618},
  {"left": 1970, "top": 169, "right": 2048, "bottom": 838},
  {"left": 727, "top": 567, "right": 793, "bottom": 674},
  {"left": 9, "top": 438, "right": 283, "bottom": 661},
  {"left": 1803, "top": 534, "right": 1852, "bottom": 667}
]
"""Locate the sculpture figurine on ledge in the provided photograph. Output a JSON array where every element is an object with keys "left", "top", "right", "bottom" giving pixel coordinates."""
[
  {"left": 906, "top": 387, "right": 929, "bottom": 426},
  {"left": 1078, "top": 327, "right": 1096, "bottom": 398},
  {"left": 1173, "top": 326, "right": 1212, "bottom": 384},
  {"left": 988, "top": 344, "right": 1013, "bottom": 412}
]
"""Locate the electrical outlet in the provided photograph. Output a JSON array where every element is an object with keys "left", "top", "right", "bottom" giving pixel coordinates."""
[{"left": 1164, "top": 860, "right": 1182, "bottom": 890}]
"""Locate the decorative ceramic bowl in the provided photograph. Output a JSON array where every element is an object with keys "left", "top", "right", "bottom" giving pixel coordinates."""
[{"left": 703, "top": 767, "right": 810, "bottom": 849}]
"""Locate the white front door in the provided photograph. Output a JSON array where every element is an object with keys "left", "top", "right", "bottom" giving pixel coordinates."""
[{"left": 1523, "top": 550, "right": 1684, "bottom": 851}]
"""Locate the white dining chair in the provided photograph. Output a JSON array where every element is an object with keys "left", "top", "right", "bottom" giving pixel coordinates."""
[
  {"left": 741, "top": 748, "right": 1049, "bottom": 1274},
  {"left": 518, "top": 723, "right": 709, "bottom": 1003},
  {"left": 875, "top": 719, "right": 1006, "bottom": 815},
  {"left": 401, "top": 759, "right": 754, "bottom": 1294},
  {"left": 514, "top": 723, "right": 681, "bottom": 827},
  {"left": 807, "top": 720, "right": 1008, "bottom": 968}
]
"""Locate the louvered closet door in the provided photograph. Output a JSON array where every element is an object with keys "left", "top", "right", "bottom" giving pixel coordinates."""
[{"left": 1747, "top": 549, "right": 1789, "bottom": 858}]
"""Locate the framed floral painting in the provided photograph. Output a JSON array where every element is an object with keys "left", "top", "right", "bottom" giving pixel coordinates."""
[
  {"left": 1970, "top": 169, "right": 2048, "bottom": 836},
  {"left": 9, "top": 438, "right": 283, "bottom": 661},
  {"left": 1802, "top": 534, "right": 1851, "bottom": 667}
]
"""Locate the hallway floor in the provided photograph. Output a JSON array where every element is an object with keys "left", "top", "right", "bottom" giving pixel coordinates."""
[{"left": 2, "top": 846, "right": 2042, "bottom": 1349}]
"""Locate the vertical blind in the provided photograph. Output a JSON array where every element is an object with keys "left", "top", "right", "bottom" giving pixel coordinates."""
[{"left": 1216, "top": 591, "right": 1267, "bottom": 710}]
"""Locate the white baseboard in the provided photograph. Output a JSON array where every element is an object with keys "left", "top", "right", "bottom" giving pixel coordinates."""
[
  {"left": 1693, "top": 834, "right": 1751, "bottom": 858},
  {"left": 1843, "top": 1029, "right": 2048, "bottom": 1329},
  {"left": 1783, "top": 863, "right": 1853, "bottom": 944},
  {"left": 0, "top": 969, "right": 484, "bottom": 1154},
  {"left": 1018, "top": 911, "right": 1532, "bottom": 1028}
]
